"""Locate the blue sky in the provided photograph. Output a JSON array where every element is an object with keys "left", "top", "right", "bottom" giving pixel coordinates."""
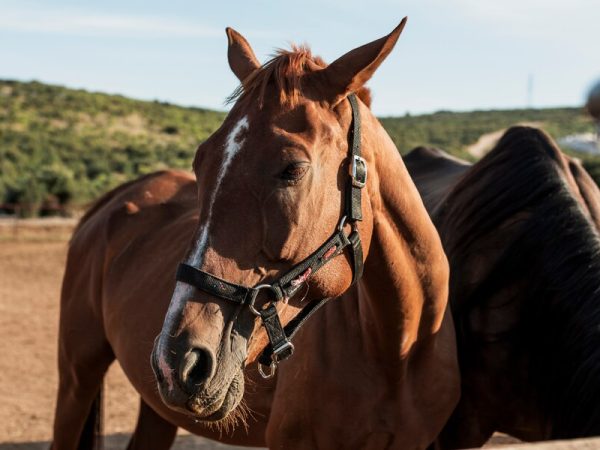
[{"left": 0, "top": 0, "right": 598, "bottom": 115}]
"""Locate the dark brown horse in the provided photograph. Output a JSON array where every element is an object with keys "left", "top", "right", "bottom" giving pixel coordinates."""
[
  {"left": 52, "top": 21, "right": 460, "bottom": 449},
  {"left": 405, "top": 127, "right": 600, "bottom": 448},
  {"left": 402, "top": 147, "right": 470, "bottom": 213}
]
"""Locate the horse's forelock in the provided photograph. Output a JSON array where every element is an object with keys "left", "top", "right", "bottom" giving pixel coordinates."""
[
  {"left": 227, "top": 45, "right": 372, "bottom": 109},
  {"left": 227, "top": 45, "right": 320, "bottom": 108}
]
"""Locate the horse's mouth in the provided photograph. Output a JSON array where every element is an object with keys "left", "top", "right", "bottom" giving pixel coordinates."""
[{"left": 186, "top": 371, "right": 244, "bottom": 421}]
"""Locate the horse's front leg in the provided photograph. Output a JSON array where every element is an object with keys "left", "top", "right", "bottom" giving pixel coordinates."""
[{"left": 126, "top": 398, "right": 178, "bottom": 450}]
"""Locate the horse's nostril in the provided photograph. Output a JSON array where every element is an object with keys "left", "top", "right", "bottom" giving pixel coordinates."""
[{"left": 180, "top": 347, "right": 214, "bottom": 393}]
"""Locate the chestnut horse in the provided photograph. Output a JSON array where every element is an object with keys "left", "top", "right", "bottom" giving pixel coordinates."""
[
  {"left": 405, "top": 127, "right": 600, "bottom": 448},
  {"left": 52, "top": 21, "right": 460, "bottom": 449}
]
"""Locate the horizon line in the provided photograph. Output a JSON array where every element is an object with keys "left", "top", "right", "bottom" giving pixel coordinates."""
[{"left": 1, "top": 76, "right": 586, "bottom": 118}]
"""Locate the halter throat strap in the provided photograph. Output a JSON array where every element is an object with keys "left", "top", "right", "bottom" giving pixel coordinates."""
[{"left": 175, "top": 94, "right": 366, "bottom": 378}]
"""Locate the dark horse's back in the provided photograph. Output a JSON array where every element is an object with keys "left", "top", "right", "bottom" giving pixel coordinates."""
[
  {"left": 407, "top": 127, "right": 600, "bottom": 447},
  {"left": 403, "top": 146, "right": 471, "bottom": 214}
]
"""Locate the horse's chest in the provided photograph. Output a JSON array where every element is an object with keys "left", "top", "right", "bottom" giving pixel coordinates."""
[{"left": 270, "top": 353, "right": 401, "bottom": 448}]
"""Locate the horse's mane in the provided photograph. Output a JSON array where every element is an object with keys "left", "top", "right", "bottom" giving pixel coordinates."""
[
  {"left": 228, "top": 45, "right": 371, "bottom": 108},
  {"left": 436, "top": 126, "right": 600, "bottom": 437}
]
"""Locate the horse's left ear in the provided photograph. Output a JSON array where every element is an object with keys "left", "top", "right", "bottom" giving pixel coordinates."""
[
  {"left": 315, "top": 18, "right": 407, "bottom": 105},
  {"left": 226, "top": 27, "right": 260, "bottom": 82}
]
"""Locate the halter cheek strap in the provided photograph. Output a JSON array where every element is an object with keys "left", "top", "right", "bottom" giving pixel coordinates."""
[{"left": 175, "top": 94, "right": 366, "bottom": 378}]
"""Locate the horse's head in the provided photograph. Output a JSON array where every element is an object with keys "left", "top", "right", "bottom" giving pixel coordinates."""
[{"left": 151, "top": 20, "right": 406, "bottom": 420}]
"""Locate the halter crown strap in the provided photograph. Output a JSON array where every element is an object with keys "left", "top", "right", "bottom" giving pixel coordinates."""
[
  {"left": 347, "top": 93, "right": 366, "bottom": 222},
  {"left": 175, "top": 93, "right": 366, "bottom": 377}
]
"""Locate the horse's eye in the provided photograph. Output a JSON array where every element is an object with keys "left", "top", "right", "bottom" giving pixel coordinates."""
[{"left": 280, "top": 163, "right": 309, "bottom": 183}]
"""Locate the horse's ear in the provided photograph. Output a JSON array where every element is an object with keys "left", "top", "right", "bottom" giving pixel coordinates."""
[
  {"left": 226, "top": 27, "right": 260, "bottom": 82},
  {"left": 316, "top": 18, "right": 407, "bottom": 105}
]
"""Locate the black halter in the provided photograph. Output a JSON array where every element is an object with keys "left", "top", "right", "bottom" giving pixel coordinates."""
[{"left": 175, "top": 94, "right": 367, "bottom": 378}]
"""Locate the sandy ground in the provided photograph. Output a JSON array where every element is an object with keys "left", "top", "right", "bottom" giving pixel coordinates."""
[{"left": 1, "top": 226, "right": 596, "bottom": 449}]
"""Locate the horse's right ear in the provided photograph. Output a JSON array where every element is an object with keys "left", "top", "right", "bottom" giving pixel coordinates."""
[
  {"left": 315, "top": 18, "right": 407, "bottom": 105},
  {"left": 226, "top": 27, "right": 260, "bottom": 82}
]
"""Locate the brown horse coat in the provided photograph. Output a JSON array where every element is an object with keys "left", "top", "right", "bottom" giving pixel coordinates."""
[
  {"left": 52, "top": 21, "right": 460, "bottom": 450},
  {"left": 406, "top": 127, "right": 600, "bottom": 447},
  {"left": 54, "top": 170, "right": 274, "bottom": 448}
]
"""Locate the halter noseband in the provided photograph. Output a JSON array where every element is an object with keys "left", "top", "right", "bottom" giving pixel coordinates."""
[{"left": 175, "top": 94, "right": 366, "bottom": 378}]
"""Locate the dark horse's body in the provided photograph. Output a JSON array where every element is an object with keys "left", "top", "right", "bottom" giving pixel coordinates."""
[{"left": 405, "top": 127, "right": 600, "bottom": 447}]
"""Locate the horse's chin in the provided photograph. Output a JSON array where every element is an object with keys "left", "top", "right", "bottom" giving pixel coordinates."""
[{"left": 186, "top": 370, "right": 244, "bottom": 421}]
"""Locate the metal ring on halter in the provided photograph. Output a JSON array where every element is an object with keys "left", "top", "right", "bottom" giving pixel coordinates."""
[
  {"left": 248, "top": 284, "right": 279, "bottom": 316},
  {"left": 337, "top": 215, "right": 348, "bottom": 232},
  {"left": 338, "top": 215, "right": 358, "bottom": 235},
  {"left": 258, "top": 361, "right": 277, "bottom": 379}
]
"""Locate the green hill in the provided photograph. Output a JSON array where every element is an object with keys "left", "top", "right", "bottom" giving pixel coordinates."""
[
  {"left": 0, "top": 79, "right": 597, "bottom": 216},
  {"left": 382, "top": 108, "right": 594, "bottom": 158},
  {"left": 0, "top": 79, "right": 225, "bottom": 215}
]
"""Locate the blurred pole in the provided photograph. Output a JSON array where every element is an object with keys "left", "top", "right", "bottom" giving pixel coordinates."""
[{"left": 527, "top": 74, "right": 534, "bottom": 108}]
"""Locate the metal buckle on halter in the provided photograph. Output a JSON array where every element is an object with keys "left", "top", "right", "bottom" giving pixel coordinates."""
[
  {"left": 351, "top": 155, "right": 367, "bottom": 188},
  {"left": 272, "top": 340, "right": 295, "bottom": 362}
]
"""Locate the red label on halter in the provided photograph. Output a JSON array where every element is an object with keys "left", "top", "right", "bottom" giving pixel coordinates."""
[
  {"left": 291, "top": 268, "right": 312, "bottom": 286},
  {"left": 323, "top": 246, "right": 337, "bottom": 260}
]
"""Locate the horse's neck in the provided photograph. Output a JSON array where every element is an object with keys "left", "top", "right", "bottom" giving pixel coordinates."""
[{"left": 356, "top": 115, "right": 449, "bottom": 361}]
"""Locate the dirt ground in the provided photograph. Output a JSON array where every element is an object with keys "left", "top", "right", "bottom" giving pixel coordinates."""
[{"left": 0, "top": 226, "right": 588, "bottom": 449}]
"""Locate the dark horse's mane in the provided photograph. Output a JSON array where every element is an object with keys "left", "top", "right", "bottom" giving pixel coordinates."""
[{"left": 436, "top": 126, "right": 600, "bottom": 437}]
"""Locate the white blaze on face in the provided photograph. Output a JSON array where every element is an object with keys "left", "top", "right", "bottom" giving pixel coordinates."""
[
  {"left": 186, "top": 115, "right": 249, "bottom": 266},
  {"left": 157, "top": 116, "right": 249, "bottom": 388}
]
